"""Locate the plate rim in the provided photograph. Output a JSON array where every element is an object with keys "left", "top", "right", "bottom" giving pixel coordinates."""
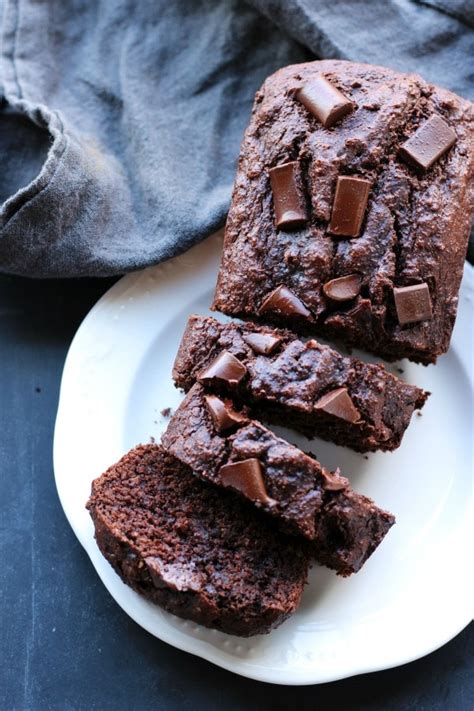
[{"left": 53, "top": 236, "right": 474, "bottom": 685}]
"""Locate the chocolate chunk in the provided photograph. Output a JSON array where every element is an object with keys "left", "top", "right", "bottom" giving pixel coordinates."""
[
  {"left": 323, "top": 274, "right": 361, "bottom": 302},
  {"left": 269, "top": 162, "right": 307, "bottom": 230},
  {"left": 296, "top": 75, "right": 354, "bottom": 128},
  {"left": 197, "top": 351, "right": 247, "bottom": 388},
  {"left": 145, "top": 557, "right": 204, "bottom": 592},
  {"left": 242, "top": 332, "right": 282, "bottom": 355},
  {"left": 393, "top": 284, "right": 433, "bottom": 325},
  {"left": 219, "top": 459, "right": 275, "bottom": 506},
  {"left": 329, "top": 176, "right": 371, "bottom": 238},
  {"left": 259, "top": 285, "right": 313, "bottom": 321},
  {"left": 314, "top": 387, "right": 360, "bottom": 423},
  {"left": 204, "top": 394, "right": 248, "bottom": 433},
  {"left": 320, "top": 467, "right": 349, "bottom": 492},
  {"left": 399, "top": 114, "right": 456, "bottom": 171}
]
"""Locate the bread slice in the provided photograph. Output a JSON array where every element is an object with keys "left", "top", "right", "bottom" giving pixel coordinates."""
[
  {"left": 86, "top": 444, "right": 310, "bottom": 637},
  {"left": 161, "top": 384, "right": 395, "bottom": 576},
  {"left": 173, "top": 315, "right": 427, "bottom": 453}
]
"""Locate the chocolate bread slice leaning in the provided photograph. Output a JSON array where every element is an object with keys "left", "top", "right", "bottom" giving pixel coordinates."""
[
  {"left": 172, "top": 315, "right": 427, "bottom": 453},
  {"left": 161, "top": 384, "right": 395, "bottom": 576},
  {"left": 212, "top": 59, "right": 474, "bottom": 364},
  {"left": 87, "top": 445, "right": 310, "bottom": 637}
]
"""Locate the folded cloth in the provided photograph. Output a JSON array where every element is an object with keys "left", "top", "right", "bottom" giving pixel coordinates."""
[
  {"left": 249, "top": 0, "right": 474, "bottom": 97},
  {"left": 0, "top": 0, "right": 472, "bottom": 277}
]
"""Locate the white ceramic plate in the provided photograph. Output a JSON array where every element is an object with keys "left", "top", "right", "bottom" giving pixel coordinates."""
[{"left": 54, "top": 231, "right": 473, "bottom": 685}]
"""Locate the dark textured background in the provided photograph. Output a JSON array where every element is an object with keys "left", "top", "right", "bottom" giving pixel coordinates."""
[{"left": 0, "top": 274, "right": 473, "bottom": 709}]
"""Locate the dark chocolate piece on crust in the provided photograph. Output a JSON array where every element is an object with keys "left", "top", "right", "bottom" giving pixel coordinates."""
[
  {"left": 296, "top": 75, "right": 354, "bottom": 128},
  {"left": 398, "top": 114, "right": 456, "bottom": 171},
  {"left": 328, "top": 176, "right": 371, "bottom": 238},
  {"left": 323, "top": 274, "right": 361, "bottom": 302},
  {"left": 197, "top": 350, "right": 247, "bottom": 388},
  {"left": 161, "top": 384, "right": 395, "bottom": 576},
  {"left": 242, "top": 331, "right": 282, "bottom": 355},
  {"left": 204, "top": 394, "right": 248, "bottom": 433},
  {"left": 269, "top": 162, "right": 307, "bottom": 230},
  {"left": 259, "top": 285, "right": 313, "bottom": 321},
  {"left": 87, "top": 444, "right": 310, "bottom": 637},
  {"left": 393, "top": 284, "right": 433, "bottom": 325},
  {"left": 314, "top": 387, "right": 361, "bottom": 424},
  {"left": 219, "top": 458, "right": 276, "bottom": 506},
  {"left": 173, "top": 316, "right": 428, "bottom": 453}
]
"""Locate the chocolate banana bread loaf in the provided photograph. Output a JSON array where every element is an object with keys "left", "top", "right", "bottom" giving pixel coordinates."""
[
  {"left": 173, "top": 315, "right": 427, "bottom": 452},
  {"left": 161, "top": 384, "right": 395, "bottom": 576},
  {"left": 87, "top": 445, "right": 310, "bottom": 636},
  {"left": 212, "top": 59, "right": 474, "bottom": 364}
]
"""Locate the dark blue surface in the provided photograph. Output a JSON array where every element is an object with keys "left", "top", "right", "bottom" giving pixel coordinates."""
[{"left": 0, "top": 274, "right": 472, "bottom": 710}]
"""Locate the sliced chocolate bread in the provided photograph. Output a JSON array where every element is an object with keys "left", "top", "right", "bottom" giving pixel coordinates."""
[
  {"left": 161, "top": 384, "right": 395, "bottom": 576},
  {"left": 87, "top": 445, "right": 310, "bottom": 637},
  {"left": 172, "top": 315, "right": 427, "bottom": 453}
]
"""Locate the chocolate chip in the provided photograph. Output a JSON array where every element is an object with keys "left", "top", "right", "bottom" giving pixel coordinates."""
[
  {"left": 314, "top": 387, "right": 360, "bottom": 423},
  {"left": 328, "top": 176, "right": 371, "bottom": 238},
  {"left": 145, "top": 557, "right": 203, "bottom": 592},
  {"left": 319, "top": 466, "right": 349, "bottom": 492},
  {"left": 259, "top": 285, "right": 313, "bottom": 321},
  {"left": 399, "top": 114, "right": 456, "bottom": 171},
  {"left": 269, "top": 161, "right": 307, "bottom": 230},
  {"left": 219, "top": 459, "right": 275, "bottom": 506},
  {"left": 323, "top": 274, "right": 361, "bottom": 302},
  {"left": 393, "top": 284, "right": 433, "bottom": 325},
  {"left": 242, "top": 332, "right": 282, "bottom": 355},
  {"left": 204, "top": 394, "right": 248, "bottom": 434},
  {"left": 197, "top": 351, "right": 247, "bottom": 388},
  {"left": 296, "top": 75, "right": 354, "bottom": 128}
]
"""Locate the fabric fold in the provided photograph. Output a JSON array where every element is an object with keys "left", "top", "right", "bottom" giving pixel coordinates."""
[{"left": 0, "top": 0, "right": 471, "bottom": 277}]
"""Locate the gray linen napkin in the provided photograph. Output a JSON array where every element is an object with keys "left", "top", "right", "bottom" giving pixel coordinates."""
[{"left": 0, "top": 0, "right": 471, "bottom": 277}]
